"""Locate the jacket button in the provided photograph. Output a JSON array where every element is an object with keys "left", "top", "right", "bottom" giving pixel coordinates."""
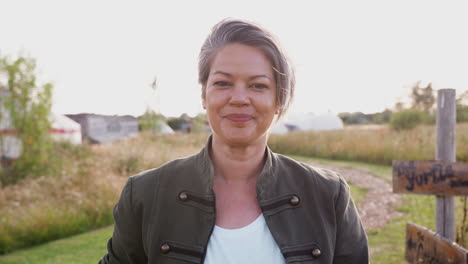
[
  {"left": 178, "top": 192, "right": 188, "bottom": 201},
  {"left": 160, "top": 243, "right": 171, "bottom": 254},
  {"left": 289, "top": 195, "right": 300, "bottom": 206},
  {"left": 312, "top": 248, "right": 321, "bottom": 258}
]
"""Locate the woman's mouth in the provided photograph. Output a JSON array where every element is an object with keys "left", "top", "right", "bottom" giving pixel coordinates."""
[{"left": 225, "top": 114, "right": 253, "bottom": 122}]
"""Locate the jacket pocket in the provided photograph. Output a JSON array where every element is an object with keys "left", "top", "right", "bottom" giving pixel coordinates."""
[
  {"left": 282, "top": 243, "right": 323, "bottom": 263},
  {"left": 159, "top": 240, "right": 204, "bottom": 264}
]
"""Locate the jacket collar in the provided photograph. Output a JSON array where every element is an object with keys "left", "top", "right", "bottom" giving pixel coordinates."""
[{"left": 193, "top": 135, "right": 278, "bottom": 200}]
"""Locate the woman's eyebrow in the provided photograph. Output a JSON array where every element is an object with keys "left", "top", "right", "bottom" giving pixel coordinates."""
[
  {"left": 212, "top": 71, "right": 272, "bottom": 81},
  {"left": 249, "top": 74, "right": 272, "bottom": 81},
  {"left": 212, "top": 71, "right": 232, "bottom": 77}
]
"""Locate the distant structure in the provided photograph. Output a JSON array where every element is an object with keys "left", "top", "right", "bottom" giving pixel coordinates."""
[
  {"left": 270, "top": 112, "right": 344, "bottom": 134},
  {"left": 1, "top": 90, "right": 82, "bottom": 163},
  {"left": 66, "top": 113, "right": 138, "bottom": 144}
]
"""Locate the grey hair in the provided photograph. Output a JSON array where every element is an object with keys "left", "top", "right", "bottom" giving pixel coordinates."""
[{"left": 198, "top": 18, "right": 295, "bottom": 118}]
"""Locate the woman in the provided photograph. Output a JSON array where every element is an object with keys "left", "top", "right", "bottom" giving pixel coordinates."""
[{"left": 100, "top": 19, "right": 368, "bottom": 264}]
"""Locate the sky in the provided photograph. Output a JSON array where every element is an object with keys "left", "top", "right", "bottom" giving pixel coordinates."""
[{"left": 1, "top": 0, "right": 467, "bottom": 118}]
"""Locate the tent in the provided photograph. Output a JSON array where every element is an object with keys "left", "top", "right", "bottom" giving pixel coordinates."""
[
  {"left": 50, "top": 113, "right": 82, "bottom": 145},
  {"left": 1, "top": 111, "right": 82, "bottom": 160},
  {"left": 291, "top": 112, "right": 344, "bottom": 131},
  {"left": 270, "top": 112, "right": 344, "bottom": 134},
  {"left": 158, "top": 120, "right": 175, "bottom": 134}
]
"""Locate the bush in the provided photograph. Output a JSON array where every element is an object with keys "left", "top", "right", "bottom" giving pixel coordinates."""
[
  {"left": 457, "top": 104, "right": 468, "bottom": 123},
  {"left": 0, "top": 55, "right": 54, "bottom": 185},
  {"left": 389, "top": 109, "right": 431, "bottom": 130}
]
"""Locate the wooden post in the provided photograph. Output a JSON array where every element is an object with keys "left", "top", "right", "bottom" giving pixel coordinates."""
[{"left": 436, "top": 89, "right": 456, "bottom": 241}]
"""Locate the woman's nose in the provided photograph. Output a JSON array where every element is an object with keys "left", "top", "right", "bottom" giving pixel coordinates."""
[{"left": 229, "top": 84, "right": 249, "bottom": 105}]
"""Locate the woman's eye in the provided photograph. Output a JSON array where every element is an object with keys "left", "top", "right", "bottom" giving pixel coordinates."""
[
  {"left": 251, "top": 83, "right": 268, "bottom": 89},
  {"left": 214, "top": 81, "right": 231, "bottom": 87}
]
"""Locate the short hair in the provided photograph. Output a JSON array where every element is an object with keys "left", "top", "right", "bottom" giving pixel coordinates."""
[{"left": 198, "top": 18, "right": 295, "bottom": 118}]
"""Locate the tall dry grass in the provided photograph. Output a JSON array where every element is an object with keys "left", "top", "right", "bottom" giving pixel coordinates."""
[
  {"left": 268, "top": 123, "right": 468, "bottom": 165},
  {"left": 0, "top": 132, "right": 209, "bottom": 254}
]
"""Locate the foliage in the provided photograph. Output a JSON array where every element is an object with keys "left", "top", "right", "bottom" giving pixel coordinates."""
[
  {"left": 138, "top": 108, "right": 165, "bottom": 132},
  {"left": 456, "top": 91, "right": 468, "bottom": 123},
  {"left": 0, "top": 226, "right": 112, "bottom": 264},
  {"left": 338, "top": 112, "right": 369, "bottom": 125},
  {"left": 167, "top": 116, "right": 187, "bottom": 131},
  {"left": 0, "top": 55, "right": 53, "bottom": 185},
  {"left": 167, "top": 113, "right": 208, "bottom": 133},
  {"left": 370, "top": 109, "right": 393, "bottom": 124},
  {"left": 0, "top": 133, "right": 208, "bottom": 254},
  {"left": 268, "top": 123, "right": 468, "bottom": 165},
  {"left": 389, "top": 109, "right": 433, "bottom": 130},
  {"left": 410, "top": 81, "right": 435, "bottom": 113},
  {"left": 457, "top": 104, "right": 468, "bottom": 123}
]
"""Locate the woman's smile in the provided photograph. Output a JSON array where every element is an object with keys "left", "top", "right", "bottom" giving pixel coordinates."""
[{"left": 224, "top": 113, "right": 253, "bottom": 123}]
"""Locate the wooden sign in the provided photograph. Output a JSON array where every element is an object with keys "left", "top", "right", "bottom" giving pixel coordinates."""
[
  {"left": 406, "top": 222, "right": 468, "bottom": 263},
  {"left": 393, "top": 160, "right": 468, "bottom": 195}
]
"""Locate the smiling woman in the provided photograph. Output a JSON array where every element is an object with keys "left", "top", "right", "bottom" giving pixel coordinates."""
[
  {"left": 203, "top": 43, "right": 278, "bottom": 147},
  {"left": 99, "top": 19, "right": 368, "bottom": 264}
]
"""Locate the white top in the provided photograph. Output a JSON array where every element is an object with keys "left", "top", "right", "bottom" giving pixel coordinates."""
[{"left": 204, "top": 214, "right": 286, "bottom": 264}]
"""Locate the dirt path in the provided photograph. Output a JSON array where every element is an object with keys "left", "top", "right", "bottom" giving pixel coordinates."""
[{"left": 306, "top": 162, "right": 402, "bottom": 231}]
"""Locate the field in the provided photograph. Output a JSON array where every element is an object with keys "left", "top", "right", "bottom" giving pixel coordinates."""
[{"left": 0, "top": 123, "right": 467, "bottom": 263}]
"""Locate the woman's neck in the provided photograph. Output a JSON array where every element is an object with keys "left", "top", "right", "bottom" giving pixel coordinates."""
[{"left": 210, "top": 135, "right": 267, "bottom": 183}]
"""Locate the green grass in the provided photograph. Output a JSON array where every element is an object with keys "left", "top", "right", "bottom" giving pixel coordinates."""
[
  {"left": 349, "top": 185, "right": 368, "bottom": 206},
  {"left": 291, "top": 155, "right": 393, "bottom": 182},
  {"left": 0, "top": 226, "right": 112, "bottom": 264},
  {"left": 0, "top": 155, "right": 457, "bottom": 264}
]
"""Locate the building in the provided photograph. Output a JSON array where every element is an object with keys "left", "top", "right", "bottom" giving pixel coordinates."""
[{"left": 66, "top": 113, "right": 138, "bottom": 144}]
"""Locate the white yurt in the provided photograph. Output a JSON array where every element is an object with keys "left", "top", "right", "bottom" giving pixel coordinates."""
[
  {"left": 293, "top": 112, "right": 344, "bottom": 131},
  {"left": 50, "top": 113, "right": 82, "bottom": 144},
  {"left": 269, "top": 112, "right": 344, "bottom": 134},
  {"left": 1, "top": 110, "right": 82, "bottom": 161}
]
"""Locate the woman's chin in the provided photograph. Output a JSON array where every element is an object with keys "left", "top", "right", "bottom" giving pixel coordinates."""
[{"left": 214, "top": 130, "right": 267, "bottom": 147}]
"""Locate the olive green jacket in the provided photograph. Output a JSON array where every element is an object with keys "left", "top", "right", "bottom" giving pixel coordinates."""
[{"left": 100, "top": 140, "right": 368, "bottom": 264}]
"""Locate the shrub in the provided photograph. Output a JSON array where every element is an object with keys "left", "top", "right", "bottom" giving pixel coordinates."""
[
  {"left": 389, "top": 109, "right": 431, "bottom": 130},
  {"left": 0, "top": 55, "right": 54, "bottom": 185}
]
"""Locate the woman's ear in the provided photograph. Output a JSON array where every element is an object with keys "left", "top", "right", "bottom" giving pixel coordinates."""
[{"left": 275, "top": 104, "right": 280, "bottom": 115}]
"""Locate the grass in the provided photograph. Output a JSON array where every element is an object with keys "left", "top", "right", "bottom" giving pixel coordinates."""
[
  {"left": 269, "top": 122, "right": 468, "bottom": 166},
  {"left": 0, "top": 226, "right": 112, "bottom": 264},
  {"left": 0, "top": 132, "right": 209, "bottom": 254}
]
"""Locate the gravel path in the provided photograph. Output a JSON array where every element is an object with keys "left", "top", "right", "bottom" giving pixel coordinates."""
[{"left": 306, "top": 162, "right": 402, "bottom": 231}]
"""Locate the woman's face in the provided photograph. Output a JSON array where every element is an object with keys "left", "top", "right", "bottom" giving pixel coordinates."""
[{"left": 203, "top": 43, "right": 278, "bottom": 146}]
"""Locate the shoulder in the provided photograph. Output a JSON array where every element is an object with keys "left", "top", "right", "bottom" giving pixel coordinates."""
[
  {"left": 272, "top": 153, "right": 346, "bottom": 198},
  {"left": 126, "top": 151, "right": 203, "bottom": 201}
]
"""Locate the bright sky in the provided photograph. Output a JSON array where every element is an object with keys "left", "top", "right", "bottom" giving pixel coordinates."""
[{"left": 1, "top": 0, "right": 467, "bottom": 118}]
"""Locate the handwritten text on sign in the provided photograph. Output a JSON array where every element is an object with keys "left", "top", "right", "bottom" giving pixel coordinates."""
[
  {"left": 393, "top": 160, "right": 468, "bottom": 195},
  {"left": 406, "top": 222, "right": 468, "bottom": 264}
]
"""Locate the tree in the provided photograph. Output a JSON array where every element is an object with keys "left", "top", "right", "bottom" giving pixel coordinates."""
[
  {"left": 139, "top": 108, "right": 165, "bottom": 132},
  {"left": 410, "top": 81, "right": 435, "bottom": 113},
  {"left": 0, "top": 55, "right": 53, "bottom": 185}
]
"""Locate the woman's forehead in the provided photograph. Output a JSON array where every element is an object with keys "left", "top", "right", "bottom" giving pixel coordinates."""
[{"left": 209, "top": 44, "right": 274, "bottom": 79}]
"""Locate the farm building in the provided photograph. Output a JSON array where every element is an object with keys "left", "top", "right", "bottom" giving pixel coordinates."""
[
  {"left": 0, "top": 110, "right": 82, "bottom": 160},
  {"left": 66, "top": 113, "right": 138, "bottom": 144},
  {"left": 270, "top": 112, "right": 344, "bottom": 134}
]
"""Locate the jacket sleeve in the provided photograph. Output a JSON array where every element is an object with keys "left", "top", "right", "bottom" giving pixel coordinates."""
[
  {"left": 333, "top": 177, "right": 369, "bottom": 264},
  {"left": 99, "top": 177, "right": 147, "bottom": 264}
]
